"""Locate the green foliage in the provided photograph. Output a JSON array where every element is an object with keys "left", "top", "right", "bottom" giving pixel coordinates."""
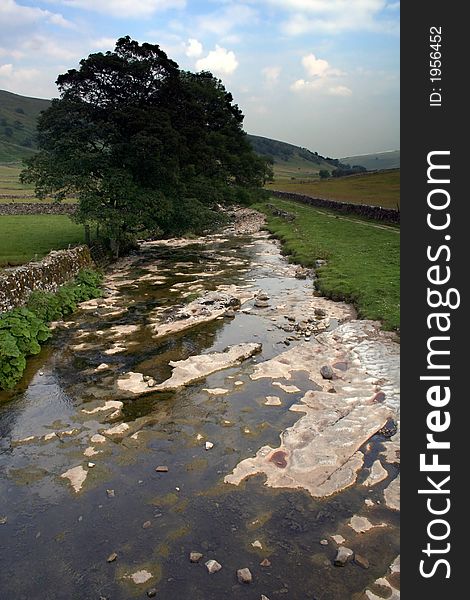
[
  {"left": 0, "top": 308, "right": 51, "bottom": 390},
  {"left": 1, "top": 268, "right": 103, "bottom": 390},
  {"left": 319, "top": 170, "right": 330, "bottom": 179},
  {"left": 21, "top": 37, "right": 271, "bottom": 254}
]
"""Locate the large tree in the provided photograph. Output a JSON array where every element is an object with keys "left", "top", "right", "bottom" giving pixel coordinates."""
[{"left": 22, "top": 37, "right": 271, "bottom": 255}]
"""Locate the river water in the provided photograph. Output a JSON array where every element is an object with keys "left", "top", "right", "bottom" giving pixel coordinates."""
[{"left": 0, "top": 220, "right": 399, "bottom": 600}]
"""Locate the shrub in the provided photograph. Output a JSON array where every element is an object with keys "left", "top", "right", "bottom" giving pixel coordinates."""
[
  {"left": 1, "top": 268, "right": 103, "bottom": 390},
  {"left": 0, "top": 308, "right": 51, "bottom": 390}
]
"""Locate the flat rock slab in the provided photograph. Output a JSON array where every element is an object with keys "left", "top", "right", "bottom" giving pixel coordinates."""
[
  {"left": 225, "top": 321, "right": 398, "bottom": 499},
  {"left": 117, "top": 343, "right": 262, "bottom": 395},
  {"left": 149, "top": 286, "right": 255, "bottom": 340},
  {"left": 384, "top": 474, "right": 400, "bottom": 511},
  {"left": 363, "top": 459, "right": 389, "bottom": 486},
  {"left": 60, "top": 465, "right": 88, "bottom": 493}
]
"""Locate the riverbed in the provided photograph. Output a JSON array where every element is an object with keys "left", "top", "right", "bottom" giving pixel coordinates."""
[{"left": 0, "top": 210, "right": 400, "bottom": 600}]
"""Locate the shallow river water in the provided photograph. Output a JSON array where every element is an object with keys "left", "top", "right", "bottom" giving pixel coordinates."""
[{"left": 0, "top": 221, "right": 399, "bottom": 600}]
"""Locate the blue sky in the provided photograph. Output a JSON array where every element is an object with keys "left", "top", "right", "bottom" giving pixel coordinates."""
[{"left": 0, "top": 1, "right": 400, "bottom": 157}]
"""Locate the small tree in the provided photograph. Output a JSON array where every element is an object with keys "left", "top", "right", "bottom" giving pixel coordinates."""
[
  {"left": 319, "top": 169, "right": 330, "bottom": 179},
  {"left": 22, "top": 37, "right": 270, "bottom": 256}
]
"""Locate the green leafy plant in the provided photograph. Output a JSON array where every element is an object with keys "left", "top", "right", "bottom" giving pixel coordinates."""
[
  {"left": 0, "top": 308, "right": 51, "bottom": 390},
  {"left": 1, "top": 268, "right": 104, "bottom": 390}
]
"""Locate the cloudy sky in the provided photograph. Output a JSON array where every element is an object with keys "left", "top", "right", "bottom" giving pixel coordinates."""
[{"left": 0, "top": 0, "right": 400, "bottom": 157}]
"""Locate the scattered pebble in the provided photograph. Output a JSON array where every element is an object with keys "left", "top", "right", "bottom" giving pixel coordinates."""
[
  {"left": 354, "top": 554, "right": 370, "bottom": 569},
  {"left": 142, "top": 521, "right": 152, "bottom": 529},
  {"left": 260, "top": 559, "right": 271, "bottom": 567},
  {"left": 190, "top": 552, "right": 203, "bottom": 563},
  {"left": 320, "top": 365, "right": 334, "bottom": 380},
  {"left": 252, "top": 540, "right": 263, "bottom": 549},
  {"left": 106, "top": 489, "right": 115, "bottom": 498},
  {"left": 155, "top": 466, "right": 169, "bottom": 473},
  {"left": 0, "top": 516, "right": 7, "bottom": 525},
  {"left": 237, "top": 568, "right": 253, "bottom": 584},
  {"left": 205, "top": 559, "right": 222, "bottom": 574},
  {"left": 320, "top": 539, "right": 328, "bottom": 546},
  {"left": 87, "top": 462, "right": 95, "bottom": 468},
  {"left": 107, "top": 552, "right": 118, "bottom": 563},
  {"left": 334, "top": 546, "right": 354, "bottom": 566},
  {"left": 147, "top": 589, "right": 157, "bottom": 598},
  {"left": 205, "top": 441, "right": 214, "bottom": 450},
  {"left": 331, "top": 534, "right": 345, "bottom": 544}
]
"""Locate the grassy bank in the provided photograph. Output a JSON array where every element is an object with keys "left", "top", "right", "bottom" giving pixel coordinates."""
[
  {"left": 267, "top": 169, "right": 400, "bottom": 210},
  {"left": 0, "top": 215, "right": 89, "bottom": 266},
  {"left": 255, "top": 198, "right": 400, "bottom": 330}
]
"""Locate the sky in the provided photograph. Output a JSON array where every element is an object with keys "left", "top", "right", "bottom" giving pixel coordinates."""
[{"left": 0, "top": 0, "right": 400, "bottom": 157}]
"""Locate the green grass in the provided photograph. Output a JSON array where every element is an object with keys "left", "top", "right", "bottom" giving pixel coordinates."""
[
  {"left": 0, "top": 164, "right": 35, "bottom": 198},
  {"left": 267, "top": 169, "right": 400, "bottom": 210},
  {"left": 255, "top": 198, "right": 400, "bottom": 330},
  {"left": 0, "top": 215, "right": 88, "bottom": 266}
]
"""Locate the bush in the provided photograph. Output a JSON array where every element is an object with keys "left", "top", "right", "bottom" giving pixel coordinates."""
[
  {"left": 0, "top": 308, "right": 51, "bottom": 390},
  {"left": 1, "top": 268, "right": 103, "bottom": 390}
]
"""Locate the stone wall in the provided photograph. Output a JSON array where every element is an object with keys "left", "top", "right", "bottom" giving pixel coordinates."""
[
  {"left": 271, "top": 191, "right": 400, "bottom": 224},
  {"left": 0, "top": 202, "right": 76, "bottom": 215},
  {"left": 0, "top": 246, "right": 93, "bottom": 313}
]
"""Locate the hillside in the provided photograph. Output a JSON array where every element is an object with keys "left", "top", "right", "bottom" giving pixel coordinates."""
[
  {"left": 247, "top": 134, "right": 341, "bottom": 180},
  {"left": 341, "top": 150, "right": 400, "bottom": 171},
  {"left": 0, "top": 90, "right": 50, "bottom": 162}
]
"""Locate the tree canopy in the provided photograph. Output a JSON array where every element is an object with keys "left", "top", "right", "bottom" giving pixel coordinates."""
[{"left": 22, "top": 37, "right": 271, "bottom": 255}]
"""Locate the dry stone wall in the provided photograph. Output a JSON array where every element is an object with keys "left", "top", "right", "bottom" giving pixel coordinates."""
[
  {"left": 0, "top": 203, "right": 76, "bottom": 215},
  {"left": 271, "top": 190, "right": 400, "bottom": 223},
  {"left": 0, "top": 246, "right": 92, "bottom": 313}
]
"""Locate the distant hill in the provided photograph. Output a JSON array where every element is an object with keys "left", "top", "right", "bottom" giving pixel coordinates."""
[
  {"left": 1, "top": 89, "right": 386, "bottom": 176},
  {"left": 0, "top": 90, "right": 50, "bottom": 162},
  {"left": 340, "top": 150, "right": 400, "bottom": 171},
  {"left": 247, "top": 134, "right": 339, "bottom": 171}
]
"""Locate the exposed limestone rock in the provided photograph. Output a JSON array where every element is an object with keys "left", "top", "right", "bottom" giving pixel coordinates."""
[
  {"left": 127, "top": 570, "right": 153, "bottom": 585},
  {"left": 203, "top": 388, "right": 230, "bottom": 395},
  {"left": 365, "top": 555, "right": 400, "bottom": 600},
  {"left": 82, "top": 400, "right": 123, "bottom": 418},
  {"left": 348, "top": 516, "right": 386, "bottom": 533},
  {"left": 90, "top": 434, "right": 107, "bottom": 444},
  {"left": 272, "top": 382, "right": 300, "bottom": 393},
  {"left": 363, "top": 460, "right": 388, "bottom": 486},
  {"left": 384, "top": 474, "right": 400, "bottom": 511},
  {"left": 60, "top": 465, "right": 88, "bottom": 493},
  {"left": 331, "top": 535, "right": 345, "bottom": 545},
  {"left": 117, "top": 343, "right": 261, "bottom": 395},
  {"left": 237, "top": 568, "right": 253, "bottom": 583},
  {"left": 225, "top": 322, "right": 398, "bottom": 498},
  {"left": 148, "top": 286, "right": 255, "bottom": 339},
  {"left": 264, "top": 396, "right": 282, "bottom": 406}
]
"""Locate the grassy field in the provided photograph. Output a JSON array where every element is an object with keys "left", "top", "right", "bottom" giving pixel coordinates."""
[
  {"left": 255, "top": 197, "right": 400, "bottom": 330},
  {"left": 267, "top": 169, "right": 400, "bottom": 210},
  {"left": 0, "top": 163, "right": 35, "bottom": 198},
  {"left": 0, "top": 215, "right": 88, "bottom": 266}
]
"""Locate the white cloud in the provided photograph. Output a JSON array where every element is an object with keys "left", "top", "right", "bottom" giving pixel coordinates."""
[
  {"left": 262, "top": 66, "right": 281, "bottom": 83},
  {"left": 0, "top": 63, "right": 54, "bottom": 98},
  {"left": 0, "top": 64, "right": 13, "bottom": 77},
  {"left": 265, "top": 0, "right": 398, "bottom": 35},
  {"left": 91, "top": 38, "right": 117, "bottom": 50},
  {"left": 185, "top": 38, "right": 203, "bottom": 58},
  {"left": 302, "top": 54, "right": 329, "bottom": 77},
  {"left": 197, "top": 4, "right": 257, "bottom": 36},
  {"left": 22, "top": 36, "right": 80, "bottom": 61},
  {"left": 0, "top": 0, "right": 72, "bottom": 29},
  {"left": 196, "top": 46, "right": 239, "bottom": 76},
  {"left": 328, "top": 85, "right": 352, "bottom": 96},
  {"left": 291, "top": 53, "right": 351, "bottom": 96},
  {"left": 52, "top": 0, "right": 186, "bottom": 18}
]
